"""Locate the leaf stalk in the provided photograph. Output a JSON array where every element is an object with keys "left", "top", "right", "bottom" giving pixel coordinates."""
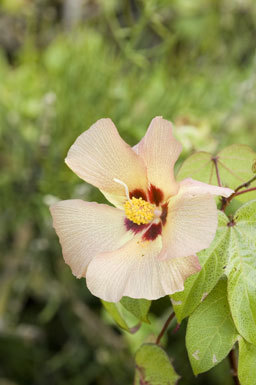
[
  {"left": 212, "top": 156, "right": 222, "bottom": 187},
  {"left": 156, "top": 311, "right": 175, "bottom": 345},
  {"left": 221, "top": 175, "right": 256, "bottom": 211},
  {"left": 228, "top": 348, "right": 240, "bottom": 385}
]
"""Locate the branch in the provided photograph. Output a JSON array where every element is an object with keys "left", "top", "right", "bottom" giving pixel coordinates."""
[
  {"left": 235, "top": 187, "right": 256, "bottom": 197},
  {"left": 221, "top": 175, "right": 256, "bottom": 211},
  {"left": 222, "top": 186, "right": 256, "bottom": 211},
  {"left": 156, "top": 311, "right": 175, "bottom": 345},
  {"left": 234, "top": 175, "right": 256, "bottom": 193}
]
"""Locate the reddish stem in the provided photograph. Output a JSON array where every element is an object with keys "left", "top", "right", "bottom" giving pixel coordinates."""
[
  {"left": 222, "top": 187, "right": 256, "bottom": 211},
  {"left": 234, "top": 175, "right": 256, "bottom": 193},
  {"left": 221, "top": 173, "right": 256, "bottom": 211},
  {"left": 212, "top": 157, "right": 222, "bottom": 187},
  {"left": 228, "top": 348, "right": 240, "bottom": 385},
  {"left": 156, "top": 312, "right": 175, "bottom": 345},
  {"left": 234, "top": 187, "right": 256, "bottom": 197}
]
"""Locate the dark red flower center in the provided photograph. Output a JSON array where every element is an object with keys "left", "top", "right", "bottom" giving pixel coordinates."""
[{"left": 125, "top": 185, "right": 168, "bottom": 241}]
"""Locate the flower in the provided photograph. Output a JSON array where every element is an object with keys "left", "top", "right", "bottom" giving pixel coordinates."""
[{"left": 50, "top": 117, "right": 233, "bottom": 302}]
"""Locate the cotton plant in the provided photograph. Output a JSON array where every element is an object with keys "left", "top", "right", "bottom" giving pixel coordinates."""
[{"left": 50, "top": 117, "right": 256, "bottom": 385}]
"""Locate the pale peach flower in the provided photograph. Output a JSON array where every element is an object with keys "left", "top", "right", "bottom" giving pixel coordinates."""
[{"left": 50, "top": 117, "right": 233, "bottom": 302}]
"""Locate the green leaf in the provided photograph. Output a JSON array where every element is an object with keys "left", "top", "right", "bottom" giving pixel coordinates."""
[
  {"left": 224, "top": 198, "right": 244, "bottom": 217},
  {"left": 217, "top": 145, "right": 256, "bottom": 195},
  {"left": 173, "top": 199, "right": 256, "bottom": 348},
  {"left": 177, "top": 144, "right": 256, "bottom": 202},
  {"left": 186, "top": 277, "right": 238, "bottom": 375},
  {"left": 171, "top": 211, "right": 229, "bottom": 323},
  {"left": 101, "top": 299, "right": 150, "bottom": 332},
  {"left": 238, "top": 338, "right": 256, "bottom": 385},
  {"left": 226, "top": 200, "right": 256, "bottom": 344},
  {"left": 101, "top": 300, "right": 130, "bottom": 332},
  {"left": 134, "top": 343, "right": 180, "bottom": 385},
  {"left": 177, "top": 151, "right": 216, "bottom": 185},
  {"left": 120, "top": 297, "right": 151, "bottom": 324}
]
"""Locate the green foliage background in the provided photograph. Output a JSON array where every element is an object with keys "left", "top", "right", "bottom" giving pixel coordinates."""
[{"left": 0, "top": 0, "right": 256, "bottom": 384}]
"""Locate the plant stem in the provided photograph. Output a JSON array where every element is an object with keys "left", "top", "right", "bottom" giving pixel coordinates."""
[
  {"left": 221, "top": 186, "right": 256, "bottom": 211},
  {"left": 221, "top": 174, "right": 256, "bottom": 211},
  {"left": 234, "top": 187, "right": 256, "bottom": 197},
  {"left": 234, "top": 175, "right": 256, "bottom": 193},
  {"left": 228, "top": 348, "right": 240, "bottom": 385},
  {"left": 212, "top": 157, "right": 222, "bottom": 187},
  {"left": 156, "top": 311, "right": 175, "bottom": 345}
]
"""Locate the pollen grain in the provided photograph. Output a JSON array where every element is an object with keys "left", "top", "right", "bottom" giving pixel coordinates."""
[{"left": 124, "top": 197, "right": 155, "bottom": 225}]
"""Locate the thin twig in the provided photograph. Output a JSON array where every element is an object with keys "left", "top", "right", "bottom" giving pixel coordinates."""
[
  {"left": 234, "top": 187, "right": 256, "bottom": 197},
  {"left": 221, "top": 186, "right": 256, "bottom": 211},
  {"left": 221, "top": 174, "right": 256, "bottom": 211},
  {"left": 228, "top": 348, "right": 240, "bottom": 385},
  {"left": 156, "top": 311, "right": 175, "bottom": 345},
  {"left": 234, "top": 175, "right": 256, "bottom": 193},
  {"left": 212, "top": 157, "right": 222, "bottom": 187}
]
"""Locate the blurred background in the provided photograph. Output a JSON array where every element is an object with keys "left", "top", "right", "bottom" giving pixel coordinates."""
[{"left": 1, "top": 0, "right": 256, "bottom": 384}]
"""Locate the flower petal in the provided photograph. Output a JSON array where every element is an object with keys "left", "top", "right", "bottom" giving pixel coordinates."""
[
  {"left": 160, "top": 191, "right": 218, "bottom": 261},
  {"left": 136, "top": 116, "right": 182, "bottom": 200},
  {"left": 65, "top": 119, "right": 148, "bottom": 205},
  {"left": 179, "top": 178, "right": 233, "bottom": 197},
  {"left": 50, "top": 200, "right": 132, "bottom": 278},
  {"left": 159, "top": 178, "right": 233, "bottom": 260},
  {"left": 86, "top": 236, "right": 201, "bottom": 302}
]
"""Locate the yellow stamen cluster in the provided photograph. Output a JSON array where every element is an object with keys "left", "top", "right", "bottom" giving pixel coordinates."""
[{"left": 124, "top": 197, "right": 155, "bottom": 225}]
